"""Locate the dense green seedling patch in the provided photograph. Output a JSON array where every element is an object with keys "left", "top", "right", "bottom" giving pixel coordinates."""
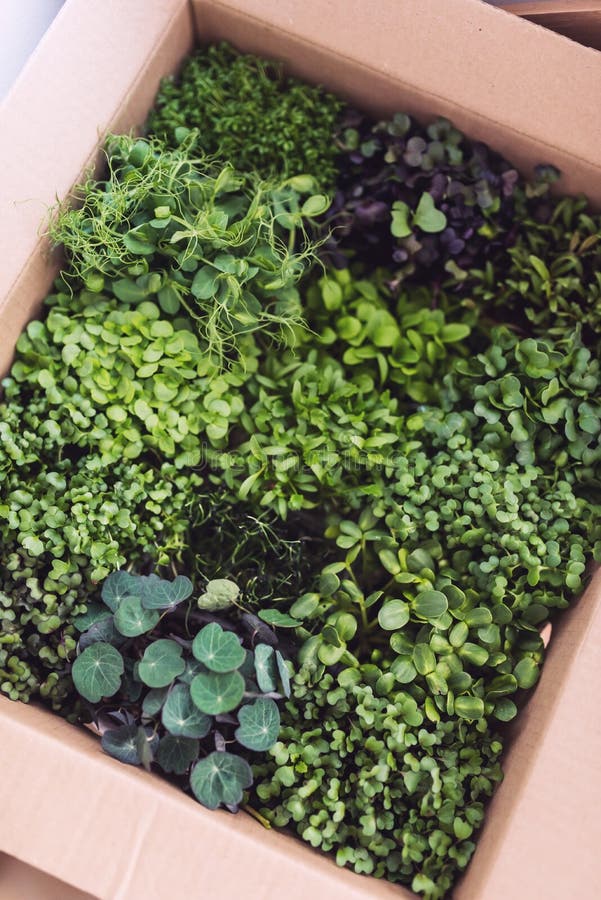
[
  {"left": 147, "top": 42, "right": 343, "bottom": 188},
  {"left": 252, "top": 668, "right": 504, "bottom": 899}
]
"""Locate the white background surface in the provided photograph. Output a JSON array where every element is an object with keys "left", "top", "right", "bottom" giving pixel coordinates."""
[{"left": 0, "top": 0, "right": 65, "bottom": 102}]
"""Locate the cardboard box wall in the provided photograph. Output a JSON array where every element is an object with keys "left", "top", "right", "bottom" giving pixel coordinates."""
[
  {"left": 498, "top": 1, "right": 601, "bottom": 50},
  {"left": 1, "top": 1, "right": 601, "bottom": 897}
]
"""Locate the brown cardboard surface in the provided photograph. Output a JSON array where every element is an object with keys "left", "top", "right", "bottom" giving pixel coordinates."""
[
  {"left": 500, "top": 1, "right": 601, "bottom": 49},
  {"left": 1, "top": 0, "right": 601, "bottom": 898},
  {"left": 0, "top": 853, "right": 96, "bottom": 900},
  {"left": 193, "top": 0, "right": 601, "bottom": 207}
]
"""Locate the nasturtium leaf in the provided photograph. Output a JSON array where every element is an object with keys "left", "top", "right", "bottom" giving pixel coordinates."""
[
  {"left": 275, "top": 651, "right": 291, "bottom": 698},
  {"left": 114, "top": 595, "right": 160, "bottom": 637},
  {"left": 192, "top": 622, "right": 245, "bottom": 673},
  {"left": 257, "top": 610, "right": 298, "bottom": 628},
  {"left": 157, "top": 735, "right": 200, "bottom": 774},
  {"left": 190, "top": 751, "right": 253, "bottom": 810},
  {"left": 378, "top": 599, "right": 410, "bottom": 631},
  {"left": 235, "top": 698, "right": 280, "bottom": 751},
  {"left": 413, "top": 591, "right": 449, "bottom": 620},
  {"left": 72, "top": 642, "right": 124, "bottom": 702},
  {"left": 78, "top": 616, "right": 122, "bottom": 651},
  {"left": 179, "top": 658, "right": 208, "bottom": 685},
  {"left": 190, "top": 670, "right": 245, "bottom": 715},
  {"left": 197, "top": 578, "right": 240, "bottom": 611},
  {"left": 72, "top": 603, "right": 111, "bottom": 633},
  {"left": 513, "top": 657, "right": 540, "bottom": 689},
  {"left": 101, "top": 725, "right": 144, "bottom": 766},
  {"left": 454, "top": 696, "right": 485, "bottom": 720},
  {"left": 162, "top": 684, "right": 212, "bottom": 738},
  {"left": 140, "top": 574, "right": 193, "bottom": 610},
  {"left": 138, "top": 639, "right": 185, "bottom": 688},
  {"left": 254, "top": 644, "right": 277, "bottom": 692},
  {"left": 142, "top": 686, "right": 170, "bottom": 718},
  {"left": 102, "top": 570, "right": 137, "bottom": 612}
]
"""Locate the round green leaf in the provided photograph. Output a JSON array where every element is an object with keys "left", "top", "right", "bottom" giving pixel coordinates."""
[
  {"left": 378, "top": 599, "right": 410, "bottom": 631},
  {"left": 138, "top": 639, "right": 185, "bottom": 688},
  {"left": 114, "top": 595, "right": 160, "bottom": 637},
  {"left": 235, "top": 698, "right": 280, "bottom": 751},
  {"left": 192, "top": 622, "right": 246, "bottom": 673},
  {"left": 191, "top": 265, "right": 219, "bottom": 300},
  {"left": 190, "top": 670, "right": 245, "bottom": 714},
  {"left": 494, "top": 698, "right": 518, "bottom": 722},
  {"left": 514, "top": 657, "right": 540, "bottom": 690},
  {"left": 454, "top": 696, "right": 485, "bottom": 720},
  {"left": 197, "top": 578, "right": 240, "bottom": 611},
  {"left": 190, "top": 751, "right": 253, "bottom": 810},
  {"left": 162, "top": 684, "right": 212, "bottom": 738},
  {"left": 459, "top": 642, "right": 489, "bottom": 667},
  {"left": 72, "top": 642, "right": 124, "bottom": 702},
  {"left": 317, "top": 642, "right": 346, "bottom": 666},
  {"left": 157, "top": 735, "right": 200, "bottom": 774},
  {"left": 412, "top": 643, "right": 436, "bottom": 676},
  {"left": 413, "top": 591, "right": 448, "bottom": 620},
  {"left": 289, "top": 593, "right": 320, "bottom": 620}
]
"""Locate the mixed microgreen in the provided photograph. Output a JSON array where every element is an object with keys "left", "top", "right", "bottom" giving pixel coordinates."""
[
  {"left": 1, "top": 38, "right": 601, "bottom": 900},
  {"left": 52, "top": 134, "right": 327, "bottom": 374}
]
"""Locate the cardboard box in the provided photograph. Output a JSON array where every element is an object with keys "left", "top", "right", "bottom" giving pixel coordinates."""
[
  {"left": 498, "top": 1, "right": 601, "bottom": 50},
  {"left": 0, "top": 853, "right": 95, "bottom": 900},
  {"left": 1, "top": 1, "right": 601, "bottom": 897}
]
